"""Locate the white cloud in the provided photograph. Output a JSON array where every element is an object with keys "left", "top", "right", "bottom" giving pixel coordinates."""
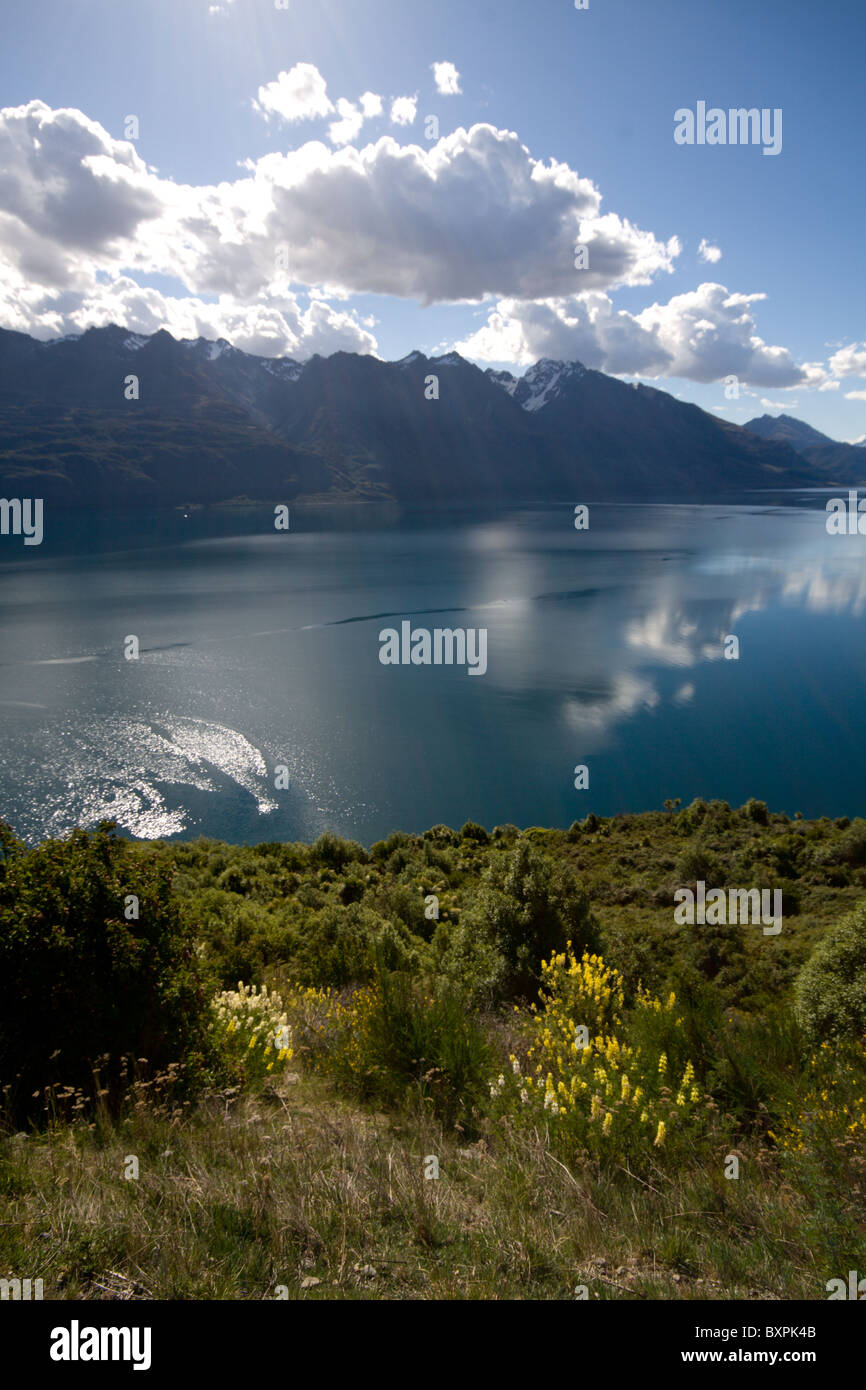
[
  {"left": 390, "top": 96, "right": 418, "bottom": 126},
  {"left": 432, "top": 62, "right": 462, "bottom": 96},
  {"left": 360, "top": 92, "right": 383, "bottom": 118},
  {"left": 221, "top": 124, "right": 677, "bottom": 303},
  {"left": 0, "top": 99, "right": 828, "bottom": 387},
  {"left": 455, "top": 282, "right": 814, "bottom": 386},
  {"left": 253, "top": 64, "right": 334, "bottom": 123},
  {"left": 329, "top": 99, "right": 364, "bottom": 146},
  {"left": 845, "top": 389, "right": 866, "bottom": 401},
  {"left": 830, "top": 343, "right": 866, "bottom": 377},
  {"left": 760, "top": 399, "right": 797, "bottom": 409},
  {"left": 0, "top": 261, "right": 377, "bottom": 358},
  {"left": 1, "top": 107, "right": 674, "bottom": 307},
  {"left": 697, "top": 238, "right": 722, "bottom": 263}
]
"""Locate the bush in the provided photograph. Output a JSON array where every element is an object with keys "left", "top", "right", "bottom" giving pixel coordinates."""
[
  {"left": 322, "top": 972, "right": 491, "bottom": 1128},
  {"left": 491, "top": 948, "right": 707, "bottom": 1164},
  {"left": 795, "top": 900, "right": 866, "bottom": 1042},
  {"left": 460, "top": 821, "right": 490, "bottom": 845},
  {"left": 211, "top": 983, "right": 295, "bottom": 1089},
  {"left": 457, "top": 839, "right": 598, "bottom": 999},
  {"left": 292, "top": 903, "right": 384, "bottom": 988},
  {"left": 310, "top": 832, "right": 367, "bottom": 871},
  {"left": 422, "top": 824, "right": 459, "bottom": 846},
  {"left": 835, "top": 820, "right": 866, "bottom": 867},
  {"left": 0, "top": 822, "right": 210, "bottom": 1122},
  {"left": 675, "top": 843, "right": 719, "bottom": 885}
]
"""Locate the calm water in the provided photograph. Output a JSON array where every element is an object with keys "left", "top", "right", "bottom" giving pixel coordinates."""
[{"left": 1, "top": 501, "right": 864, "bottom": 846}]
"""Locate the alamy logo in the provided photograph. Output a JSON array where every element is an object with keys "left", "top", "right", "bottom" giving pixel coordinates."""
[
  {"left": 674, "top": 881, "right": 782, "bottom": 935},
  {"left": 49, "top": 1320, "right": 152, "bottom": 1371},
  {"left": 0, "top": 498, "right": 43, "bottom": 545},
  {"left": 379, "top": 621, "right": 488, "bottom": 676},
  {"left": 0, "top": 1277, "right": 43, "bottom": 1300},
  {"left": 826, "top": 1270, "right": 866, "bottom": 1299},
  {"left": 826, "top": 491, "right": 866, "bottom": 534},
  {"left": 674, "top": 102, "right": 782, "bottom": 156}
]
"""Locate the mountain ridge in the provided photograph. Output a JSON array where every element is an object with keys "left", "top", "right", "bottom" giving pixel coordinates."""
[
  {"left": 0, "top": 324, "right": 856, "bottom": 507},
  {"left": 744, "top": 410, "right": 866, "bottom": 481}
]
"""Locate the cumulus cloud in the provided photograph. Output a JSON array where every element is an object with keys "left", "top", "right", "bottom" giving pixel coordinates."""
[
  {"left": 0, "top": 258, "right": 377, "bottom": 358},
  {"left": 455, "top": 282, "right": 813, "bottom": 386},
  {"left": 0, "top": 105, "right": 684, "bottom": 311},
  {"left": 697, "top": 238, "right": 722, "bottom": 263},
  {"left": 0, "top": 102, "right": 165, "bottom": 284},
  {"left": 432, "top": 61, "right": 462, "bottom": 95},
  {"left": 760, "top": 399, "right": 796, "bottom": 409},
  {"left": 845, "top": 389, "right": 866, "bottom": 401},
  {"left": 329, "top": 98, "right": 364, "bottom": 146},
  {"left": 830, "top": 343, "right": 866, "bottom": 377},
  {"left": 252, "top": 68, "right": 384, "bottom": 147},
  {"left": 390, "top": 96, "right": 418, "bottom": 126},
  {"left": 253, "top": 64, "right": 334, "bottom": 123},
  {"left": 360, "top": 91, "right": 383, "bottom": 118},
  {"left": 0, "top": 99, "right": 824, "bottom": 385}
]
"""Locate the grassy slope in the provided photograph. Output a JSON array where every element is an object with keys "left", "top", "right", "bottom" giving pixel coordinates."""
[{"left": 2, "top": 801, "right": 864, "bottom": 1301}]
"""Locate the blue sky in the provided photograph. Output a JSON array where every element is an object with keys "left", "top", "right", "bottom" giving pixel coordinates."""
[{"left": 2, "top": 0, "right": 865, "bottom": 439}]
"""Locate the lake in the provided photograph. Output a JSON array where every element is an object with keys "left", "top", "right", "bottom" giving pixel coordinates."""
[{"left": 0, "top": 499, "right": 864, "bottom": 846}]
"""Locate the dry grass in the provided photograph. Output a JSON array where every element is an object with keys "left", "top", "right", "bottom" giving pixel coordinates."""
[{"left": 0, "top": 1069, "right": 827, "bottom": 1301}]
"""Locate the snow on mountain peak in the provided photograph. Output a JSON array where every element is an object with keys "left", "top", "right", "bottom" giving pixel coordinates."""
[
  {"left": 262, "top": 357, "right": 303, "bottom": 381},
  {"left": 520, "top": 359, "right": 576, "bottom": 412},
  {"left": 486, "top": 358, "right": 585, "bottom": 411},
  {"left": 205, "top": 338, "right": 232, "bottom": 361}
]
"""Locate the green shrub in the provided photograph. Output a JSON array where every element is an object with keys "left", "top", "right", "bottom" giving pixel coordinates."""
[
  {"left": 795, "top": 900, "right": 866, "bottom": 1042},
  {"left": 456, "top": 839, "right": 597, "bottom": 999},
  {"left": 675, "top": 843, "right": 719, "bottom": 885},
  {"left": 0, "top": 822, "right": 210, "bottom": 1121},
  {"left": 309, "top": 832, "right": 367, "bottom": 871},
  {"left": 834, "top": 820, "right": 866, "bottom": 867},
  {"left": 460, "top": 821, "right": 490, "bottom": 844},
  {"left": 335, "top": 970, "right": 492, "bottom": 1128},
  {"left": 292, "top": 903, "right": 383, "bottom": 987}
]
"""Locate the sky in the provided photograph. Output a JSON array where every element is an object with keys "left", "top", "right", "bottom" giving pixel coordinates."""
[{"left": 2, "top": 0, "right": 865, "bottom": 440}]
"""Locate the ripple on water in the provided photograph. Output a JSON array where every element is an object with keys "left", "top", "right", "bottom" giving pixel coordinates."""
[{"left": 2, "top": 713, "right": 278, "bottom": 841}]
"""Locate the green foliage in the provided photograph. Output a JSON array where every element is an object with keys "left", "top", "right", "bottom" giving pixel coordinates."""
[
  {"left": 460, "top": 821, "right": 490, "bottom": 844},
  {"left": 743, "top": 798, "right": 770, "bottom": 826},
  {"left": 675, "top": 842, "right": 719, "bottom": 885},
  {"left": 452, "top": 838, "right": 597, "bottom": 1000},
  {"left": 816, "top": 819, "right": 866, "bottom": 868},
  {"left": 335, "top": 970, "right": 491, "bottom": 1128},
  {"left": 309, "top": 832, "right": 367, "bottom": 871},
  {"left": 0, "top": 821, "right": 210, "bottom": 1121},
  {"left": 795, "top": 899, "right": 866, "bottom": 1042}
]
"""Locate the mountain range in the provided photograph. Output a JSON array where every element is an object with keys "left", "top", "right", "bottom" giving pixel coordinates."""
[
  {"left": 0, "top": 325, "right": 862, "bottom": 508},
  {"left": 743, "top": 411, "right": 866, "bottom": 482}
]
